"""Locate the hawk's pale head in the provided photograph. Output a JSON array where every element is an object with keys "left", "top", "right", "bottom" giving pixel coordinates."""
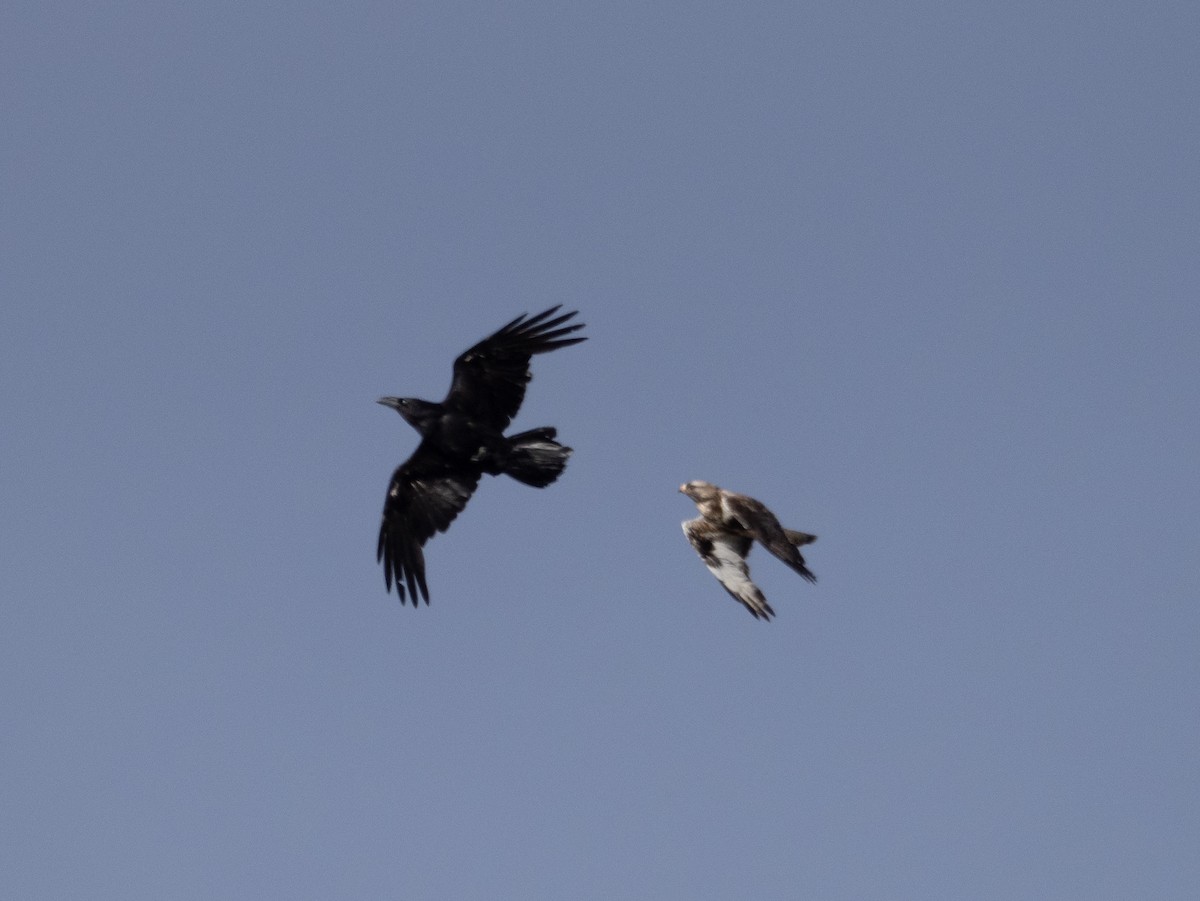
[{"left": 679, "top": 480, "right": 719, "bottom": 502}]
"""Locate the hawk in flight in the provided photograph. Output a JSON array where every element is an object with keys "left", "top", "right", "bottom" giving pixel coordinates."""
[
  {"left": 376, "top": 306, "right": 586, "bottom": 605},
  {"left": 680, "top": 480, "right": 817, "bottom": 620}
]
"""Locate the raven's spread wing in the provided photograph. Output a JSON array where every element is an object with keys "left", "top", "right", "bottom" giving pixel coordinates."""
[
  {"left": 683, "top": 519, "right": 775, "bottom": 620},
  {"left": 721, "top": 492, "right": 818, "bottom": 583},
  {"left": 444, "top": 306, "right": 586, "bottom": 431},
  {"left": 377, "top": 445, "right": 481, "bottom": 605}
]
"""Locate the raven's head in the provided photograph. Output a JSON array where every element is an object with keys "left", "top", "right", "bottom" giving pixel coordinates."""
[{"left": 377, "top": 397, "right": 440, "bottom": 434}]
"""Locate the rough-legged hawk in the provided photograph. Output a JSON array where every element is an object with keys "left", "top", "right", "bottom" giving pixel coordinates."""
[{"left": 680, "top": 480, "right": 817, "bottom": 620}]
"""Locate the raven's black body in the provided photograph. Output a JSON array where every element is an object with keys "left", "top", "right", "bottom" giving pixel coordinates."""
[{"left": 376, "top": 306, "right": 586, "bottom": 605}]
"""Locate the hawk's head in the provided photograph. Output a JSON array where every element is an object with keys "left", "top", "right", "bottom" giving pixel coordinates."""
[{"left": 679, "top": 480, "right": 719, "bottom": 503}]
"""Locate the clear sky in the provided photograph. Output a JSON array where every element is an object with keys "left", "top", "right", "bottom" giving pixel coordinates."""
[{"left": 3, "top": 2, "right": 1198, "bottom": 898}]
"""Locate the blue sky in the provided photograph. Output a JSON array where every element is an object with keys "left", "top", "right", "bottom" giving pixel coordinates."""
[{"left": 3, "top": 2, "right": 1198, "bottom": 898}]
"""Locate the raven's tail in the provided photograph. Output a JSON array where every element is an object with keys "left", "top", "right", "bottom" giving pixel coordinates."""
[{"left": 503, "top": 427, "right": 573, "bottom": 487}]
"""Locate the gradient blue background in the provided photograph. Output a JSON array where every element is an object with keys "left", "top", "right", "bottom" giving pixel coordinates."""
[{"left": 4, "top": 2, "right": 1198, "bottom": 898}]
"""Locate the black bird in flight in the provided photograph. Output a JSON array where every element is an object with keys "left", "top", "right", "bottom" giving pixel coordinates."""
[
  {"left": 376, "top": 306, "right": 586, "bottom": 605},
  {"left": 679, "top": 480, "right": 817, "bottom": 620}
]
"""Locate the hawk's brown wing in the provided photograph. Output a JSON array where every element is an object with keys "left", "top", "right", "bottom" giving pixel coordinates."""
[
  {"left": 683, "top": 518, "right": 775, "bottom": 620},
  {"left": 721, "top": 491, "right": 817, "bottom": 583}
]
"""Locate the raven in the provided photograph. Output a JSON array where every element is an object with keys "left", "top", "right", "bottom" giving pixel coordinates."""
[
  {"left": 377, "top": 306, "right": 586, "bottom": 605},
  {"left": 679, "top": 480, "right": 817, "bottom": 620}
]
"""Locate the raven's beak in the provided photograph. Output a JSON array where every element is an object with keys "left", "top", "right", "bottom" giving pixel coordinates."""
[{"left": 377, "top": 397, "right": 399, "bottom": 409}]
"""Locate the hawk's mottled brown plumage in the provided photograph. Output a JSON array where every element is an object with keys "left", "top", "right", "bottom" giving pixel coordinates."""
[{"left": 679, "top": 480, "right": 817, "bottom": 620}]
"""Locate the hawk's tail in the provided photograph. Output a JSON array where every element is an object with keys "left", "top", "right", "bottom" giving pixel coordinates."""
[
  {"left": 503, "top": 427, "right": 573, "bottom": 488},
  {"left": 785, "top": 529, "right": 817, "bottom": 547},
  {"left": 782, "top": 530, "right": 818, "bottom": 583}
]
